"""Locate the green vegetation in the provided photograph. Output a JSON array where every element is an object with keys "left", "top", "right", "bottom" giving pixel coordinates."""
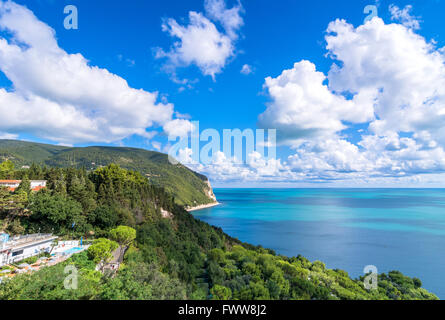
[
  {"left": 0, "top": 161, "right": 438, "bottom": 300},
  {"left": 0, "top": 163, "right": 177, "bottom": 236},
  {"left": 87, "top": 238, "right": 118, "bottom": 265},
  {"left": 0, "top": 139, "right": 215, "bottom": 206},
  {"left": 109, "top": 226, "right": 136, "bottom": 248},
  {"left": 204, "top": 247, "right": 436, "bottom": 300},
  {"left": 0, "top": 175, "right": 29, "bottom": 234},
  {"left": 0, "top": 160, "right": 15, "bottom": 178},
  {"left": 20, "top": 252, "right": 51, "bottom": 265}
]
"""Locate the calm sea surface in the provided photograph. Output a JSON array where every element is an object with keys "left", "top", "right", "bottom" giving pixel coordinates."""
[{"left": 192, "top": 188, "right": 445, "bottom": 298}]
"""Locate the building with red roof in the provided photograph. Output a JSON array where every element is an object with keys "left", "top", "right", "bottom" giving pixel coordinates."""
[{"left": 0, "top": 180, "right": 47, "bottom": 192}]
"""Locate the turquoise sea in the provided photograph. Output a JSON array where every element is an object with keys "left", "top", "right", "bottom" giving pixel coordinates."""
[{"left": 192, "top": 188, "right": 445, "bottom": 299}]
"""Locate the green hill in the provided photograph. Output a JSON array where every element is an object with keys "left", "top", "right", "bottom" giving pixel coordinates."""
[
  {"left": 0, "top": 140, "right": 69, "bottom": 164},
  {"left": 0, "top": 140, "right": 215, "bottom": 207},
  {"left": 0, "top": 164, "right": 437, "bottom": 300}
]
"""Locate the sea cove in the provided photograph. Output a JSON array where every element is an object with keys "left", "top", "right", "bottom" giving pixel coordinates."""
[{"left": 192, "top": 188, "right": 445, "bottom": 298}]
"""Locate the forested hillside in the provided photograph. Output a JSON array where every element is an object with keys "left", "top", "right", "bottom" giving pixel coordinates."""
[
  {"left": 0, "top": 139, "right": 214, "bottom": 207},
  {"left": 0, "top": 161, "right": 438, "bottom": 300}
]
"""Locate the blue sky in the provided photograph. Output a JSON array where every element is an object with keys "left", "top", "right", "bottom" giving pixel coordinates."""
[{"left": 1, "top": 0, "right": 445, "bottom": 186}]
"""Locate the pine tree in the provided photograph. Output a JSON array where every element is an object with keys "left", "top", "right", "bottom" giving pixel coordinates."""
[
  {"left": 15, "top": 174, "right": 31, "bottom": 195},
  {"left": 0, "top": 160, "right": 15, "bottom": 179}
]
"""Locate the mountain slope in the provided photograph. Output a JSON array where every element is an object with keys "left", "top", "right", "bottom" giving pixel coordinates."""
[
  {"left": 0, "top": 140, "right": 215, "bottom": 207},
  {"left": 0, "top": 140, "right": 68, "bottom": 164}
]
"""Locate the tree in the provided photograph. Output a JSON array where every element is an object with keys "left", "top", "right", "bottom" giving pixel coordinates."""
[
  {"left": 413, "top": 278, "right": 422, "bottom": 289},
  {"left": 208, "top": 248, "right": 225, "bottom": 264},
  {"left": 15, "top": 175, "right": 30, "bottom": 195},
  {"left": 29, "top": 192, "right": 83, "bottom": 233},
  {"left": 6, "top": 219, "right": 25, "bottom": 235},
  {"left": 211, "top": 285, "right": 232, "bottom": 300},
  {"left": 67, "top": 173, "right": 97, "bottom": 214},
  {"left": 109, "top": 226, "right": 136, "bottom": 262},
  {"left": 0, "top": 187, "right": 14, "bottom": 211},
  {"left": 0, "top": 187, "right": 29, "bottom": 232},
  {"left": 87, "top": 238, "right": 118, "bottom": 267},
  {"left": 49, "top": 239, "right": 59, "bottom": 254},
  {"left": 109, "top": 226, "right": 136, "bottom": 247},
  {"left": 89, "top": 205, "right": 118, "bottom": 229},
  {"left": 28, "top": 163, "right": 43, "bottom": 180},
  {"left": 0, "top": 160, "right": 14, "bottom": 179}
]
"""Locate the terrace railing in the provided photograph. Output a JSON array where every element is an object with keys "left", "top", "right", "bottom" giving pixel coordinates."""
[{"left": 5, "top": 234, "right": 55, "bottom": 249}]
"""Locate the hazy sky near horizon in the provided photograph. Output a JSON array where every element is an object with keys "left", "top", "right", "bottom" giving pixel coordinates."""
[{"left": 1, "top": 0, "right": 445, "bottom": 187}]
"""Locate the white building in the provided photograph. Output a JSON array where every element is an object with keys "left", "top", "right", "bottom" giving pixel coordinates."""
[
  {"left": 0, "top": 233, "right": 58, "bottom": 267},
  {"left": 30, "top": 180, "right": 47, "bottom": 191},
  {"left": 0, "top": 180, "right": 21, "bottom": 190}
]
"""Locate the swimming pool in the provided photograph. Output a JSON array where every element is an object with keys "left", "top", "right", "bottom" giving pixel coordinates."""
[{"left": 60, "top": 247, "right": 84, "bottom": 255}]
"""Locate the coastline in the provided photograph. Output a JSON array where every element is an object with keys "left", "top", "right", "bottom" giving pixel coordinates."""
[{"left": 186, "top": 202, "right": 220, "bottom": 212}]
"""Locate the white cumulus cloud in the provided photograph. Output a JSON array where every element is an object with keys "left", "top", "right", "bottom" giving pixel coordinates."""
[
  {"left": 156, "top": 0, "right": 244, "bottom": 80},
  {"left": 163, "top": 119, "right": 196, "bottom": 138},
  {"left": 258, "top": 60, "right": 375, "bottom": 144},
  {"left": 177, "top": 148, "right": 295, "bottom": 183},
  {"left": 204, "top": 0, "right": 244, "bottom": 40},
  {"left": 257, "top": 9, "right": 445, "bottom": 184},
  {"left": 326, "top": 17, "right": 445, "bottom": 144},
  {"left": 240, "top": 64, "right": 253, "bottom": 75},
  {"left": 389, "top": 4, "right": 421, "bottom": 30},
  {"left": 0, "top": 1, "right": 190, "bottom": 145}
]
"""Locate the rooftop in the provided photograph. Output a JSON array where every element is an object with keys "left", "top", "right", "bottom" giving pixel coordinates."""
[
  {"left": 0, "top": 180, "right": 47, "bottom": 183},
  {"left": 0, "top": 180, "right": 21, "bottom": 184},
  {"left": 0, "top": 180, "right": 47, "bottom": 192},
  {"left": 1, "top": 233, "right": 57, "bottom": 251}
]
